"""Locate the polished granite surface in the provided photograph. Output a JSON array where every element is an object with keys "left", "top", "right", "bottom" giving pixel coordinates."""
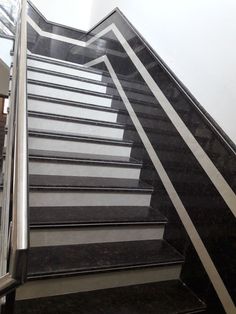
[
  {"left": 30, "top": 205, "right": 167, "bottom": 226},
  {"left": 86, "top": 10, "right": 236, "bottom": 313},
  {"left": 28, "top": 149, "right": 141, "bottom": 165},
  {"left": 25, "top": 4, "right": 236, "bottom": 312},
  {"left": 14, "top": 280, "right": 206, "bottom": 314},
  {"left": 28, "top": 240, "right": 183, "bottom": 277},
  {"left": 29, "top": 175, "right": 153, "bottom": 191}
]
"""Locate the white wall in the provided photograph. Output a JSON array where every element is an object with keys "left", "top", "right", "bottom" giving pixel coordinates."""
[
  {"left": 31, "top": 0, "right": 93, "bottom": 30},
  {"left": 0, "top": 38, "right": 13, "bottom": 67},
  {"left": 89, "top": 0, "right": 236, "bottom": 143}
]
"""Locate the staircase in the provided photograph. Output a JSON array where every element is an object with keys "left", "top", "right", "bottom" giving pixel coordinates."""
[{"left": 9, "top": 53, "right": 206, "bottom": 313}]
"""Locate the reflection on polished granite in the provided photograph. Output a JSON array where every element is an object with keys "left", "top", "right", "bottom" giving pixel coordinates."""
[
  {"left": 87, "top": 10, "right": 236, "bottom": 313},
  {"left": 15, "top": 280, "right": 206, "bottom": 314}
]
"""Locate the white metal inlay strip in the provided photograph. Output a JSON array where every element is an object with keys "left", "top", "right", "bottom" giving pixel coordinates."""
[
  {"left": 86, "top": 23, "right": 236, "bottom": 220},
  {"left": 27, "top": 16, "right": 86, "bottom": 47},
  {"left": 85, "top": 55, "right": 235, "bottom": 314}
]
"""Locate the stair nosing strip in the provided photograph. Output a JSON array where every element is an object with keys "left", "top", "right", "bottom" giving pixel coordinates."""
[
  {"left": 29, "top": 186, "right": 153, "bottom": 192},
  {"left": 29, "top": 155, "right": 142, "bottom": 167},
  {"left": 28, "top": 129, "right": 133, "bottom": 146},
  {"left": 28, "top": 110, "right": 125, "bottom": 129},
  {"left": 30, "top": 220, "right": 168, "bottom": 228}
]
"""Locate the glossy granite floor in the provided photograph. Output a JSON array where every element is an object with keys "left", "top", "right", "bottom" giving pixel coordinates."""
[{"left": 14, "top": 280, "right": 205, "bottom": 314}]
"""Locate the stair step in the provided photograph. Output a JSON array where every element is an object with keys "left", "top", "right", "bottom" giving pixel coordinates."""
[
  {"left": 27, "top": 53, "right": 151, "bottom": 93},
  {"left": 28, "top": 149, "right": 141, "bottom": 166},
  {"left": 27, "top": 78, "right": 159, "bottom": 109},
  {"left": 28, "top": 111, "right": 125, "bottom": 129},
  {"left": 27, "top": 94, "right": 174, "bottom": 124},
  {"left": 28, "top": 160, "right": 141, "bottom": 179},
  {"left": 28, "top": 111, "right": 125, "bottom": 140},
  {"left": 28, "top": 68, "right": 107, "bottom": 94},
  {"left": 30, "top": 206, "right": 167, "bottom": 227},
  {"left": 29, "top": 175, "right": 152, "bottom": 207},
  {"left": 27, "top": 54, "right": 107, "bottom": 77},
  {"left": 29, "top": 189, "right": 151, "bottom": 208},
  {"left": 28, "top": 149, "right": 142, "bottom": 179},
  {"left": 27, "top": 66, "right": 157, "bottom": 103},
  {"left": 29, "top": 175, "right": 152, "bottom": 191},
  {"left": 27, "top": 95, "right": 192, "bottom": 138},
  {"left": 28, "top": 130, "right": 132, "bottom": 157},
  {"left": 27, "top": 111, "right": 204, "bottom": 149},
  {"left": 28, "top": 95, "right": 119, "bottom": 123},
  {"left": 27, "top": 240, "right": 183, "bottom": 279},
  {"left": 30, "top": 224, "right": 165, "bottom": 247},
  {"left": 27, "top": 57, "right": 103, "bottom": 81},
  {"left": 28, "top": 80, "right": 113, "bottom": 108},
  {"left": 15, "top": 280, "right": 206, "bottom": 314},
  {"left": 27, "top": 63, "right": 153, "bottom": 98},
  {"left": 26, "top": 55, "right": 190, "bottom": 114}
]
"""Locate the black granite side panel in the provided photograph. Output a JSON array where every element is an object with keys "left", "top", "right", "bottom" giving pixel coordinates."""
[
  {"left": 27, "top": 24, "right": 97, "bottom": 64},
  {"left": 86, "top": 10, "right": 236, "bottom": 314}
]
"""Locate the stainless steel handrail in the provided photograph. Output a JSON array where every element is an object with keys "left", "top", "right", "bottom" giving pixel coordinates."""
[{"left": 0, "top": 0, "right": 28, "bottom": 299}]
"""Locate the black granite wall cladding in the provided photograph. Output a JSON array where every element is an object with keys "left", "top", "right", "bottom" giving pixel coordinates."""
[
  {"left": 26, "top": 3, "right": 236, "bottom": 312},
  {"left": 27, "top": 2, "right": 101, "bottom": 64},
  {"left": 87, "top": 11, "right": 236, "bottom": 314}
]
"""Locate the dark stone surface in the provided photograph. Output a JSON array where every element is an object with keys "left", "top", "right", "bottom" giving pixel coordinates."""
[
  {"left": 29, "top": 174, "right": 153, "bottom": 191},
  {"left": 14, "top": 280, "right": 206, "bottom": 314},
  {"left": 28, "top": 240, "right": 183, "bottom": 277},
  {"left": 27, "top": 23, "right": 92, "bottom": 64},
  {"left": 28, "top": 64, "right": 156, "bottom": 101},
  {"left": 28, "top": 149, "right": 141, "bottom": 165},
  {"left": 29, "top": 128, "right": 133, "bottom": 146},
  {"left": 30, "top": 205, "right": 167, "bottom": 226},
  {"left": 25, "top": 3, "right": 235, "bottom": 311},
  {"left": 86, "top": 9, "right": 236, "bottom": 313},
  {"left": 28, "top": 110, "right": 125, "bottom": 129}
]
